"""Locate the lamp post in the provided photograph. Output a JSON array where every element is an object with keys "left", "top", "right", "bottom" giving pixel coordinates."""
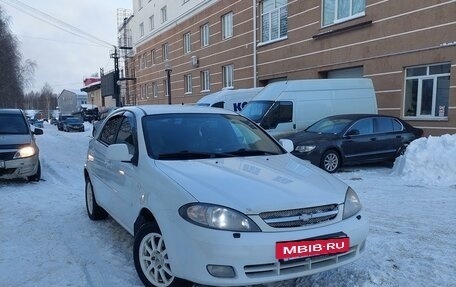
[{"left": 164, "top": 62, "right": 172, "bottom": 105}]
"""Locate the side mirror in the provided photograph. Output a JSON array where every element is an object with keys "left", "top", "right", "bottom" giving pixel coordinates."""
[
  {"left": 279, "top": 139, "right": 294, "bottom": 153},
  {"left": 347, "top": 129, "right": 360, "bottom": 136},
  {"left": 106, "top": 144, "right": 133, "bottom": 162}
]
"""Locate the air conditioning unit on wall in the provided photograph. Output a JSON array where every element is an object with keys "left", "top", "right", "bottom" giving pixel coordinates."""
[{"left": 190, "top": 56, "right": 199, "bottom": 68}]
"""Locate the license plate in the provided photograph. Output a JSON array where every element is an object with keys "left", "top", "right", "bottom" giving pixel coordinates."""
[
  {"left": 276, "top": 237, "right": 350, "bottom": 260},
  {"left": 0, "top": 160, "right": 4, "bottom": 168}
]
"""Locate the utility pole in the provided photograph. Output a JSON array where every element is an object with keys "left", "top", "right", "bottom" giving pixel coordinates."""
[{"left": 111, "top": 48, "right": 121, "bottom": 107}]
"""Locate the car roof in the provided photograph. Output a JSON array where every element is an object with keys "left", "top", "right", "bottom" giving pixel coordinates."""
[
  {"left": 0, "top": 108, "right": 23, "bottom": 115},
  {"left": 118, "top": 105, "right": 239, "bottom": 116},
  {"left": 325, "top": 114, "right": 398, "bottom": 121}
]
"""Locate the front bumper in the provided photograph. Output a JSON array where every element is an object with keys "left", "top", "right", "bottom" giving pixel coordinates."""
[
  {"left": 0, "top": 154, "right": 40, "bottom": 179},
  {"left": 161, "top": 210, "right": 369, "bottom": 286},
  {"left": 67, "top": 126, "right": 84, "bottom": 132}
]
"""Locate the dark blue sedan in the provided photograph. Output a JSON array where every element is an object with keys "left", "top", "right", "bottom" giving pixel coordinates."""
[{"left": 289, "top": 114, "right": 423, "bottom": 173}]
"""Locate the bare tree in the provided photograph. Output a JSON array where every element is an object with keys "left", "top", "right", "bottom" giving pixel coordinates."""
[{"left": 0, "top": 6, "right": 27, "bottom": 108}]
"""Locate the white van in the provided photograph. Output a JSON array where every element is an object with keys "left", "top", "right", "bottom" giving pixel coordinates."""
[
  {"left": 241, "top": 79, "right": 377, "bottom": 138},
  {"left": 196, "top": 88, "right": 263, "bottom": 112}
]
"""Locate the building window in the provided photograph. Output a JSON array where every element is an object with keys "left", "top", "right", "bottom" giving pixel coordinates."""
[
  {"left": 139, "top": 22, "right": 145, "bottom": 37},
  {"left": 162, "top": 43, "right": 169, "bottom": 60},
  {"left": 183, "top": 32, "right": 191, "bottom": 54},
  {"left": 323, "top": 0, "right": 366, "bottom": 27},
  {"left": 201, "top": 23, "right": 210, "bottom": 47},
  {"left": 140, "top": 84, "right": 146, "bottom": 100},
  {"left": 163, "top": 79, "right": 169, "bottom": 96},
  {"left": 138, "top": 0, "right": 143, "bottom": 10},
  {"left": 146, "top": 82, "right": 152, "bottom": 98},
  {"left": 149, "top": 15, "right": 155, "bottom": 31},
  {"left": 221, "top": 12, "right": 233, "bottom": 39},
  {"left": 151, "top": 49, "right": 156, "bottom": 65},
  {"left": 201, "top": 70, "right": 210, "bottom": 91},
  {"left": 161, "top": 5, "right": 167, "bottom": 23},
  {"left": 184, "top": 74, "right": 192, "bottom": 94},
  {"left": 152, "top": 81, "right": 158, "bottom": 98},
  {"left": 404, "top": 63, "right": 451, "bottom": 118},
  {"left": 222, "top": 65, "right": 234, "bottom": 88},
  {"left": 261, "top": 0, "right": 288, "bottom": 43}
]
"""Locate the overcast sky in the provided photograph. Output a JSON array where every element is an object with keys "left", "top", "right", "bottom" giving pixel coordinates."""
[{"left": 1, "top": 0, "right": 131, "bottom": 94}]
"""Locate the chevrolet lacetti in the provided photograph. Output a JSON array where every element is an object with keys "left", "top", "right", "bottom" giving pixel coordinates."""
[{"left": 83, "top": 105, "right": 368, "bottom": 287}]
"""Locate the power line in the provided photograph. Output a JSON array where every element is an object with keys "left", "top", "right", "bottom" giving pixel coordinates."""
[{"left": 0, "top": 0, "right": 115, "bottom": 48}]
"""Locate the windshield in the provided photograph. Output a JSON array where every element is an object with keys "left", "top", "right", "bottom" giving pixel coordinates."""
[
  {"left": 66, "top": 118, "right": 82, "bottom": 123},
  {"left": 240, "top": 101, "right": 274, "bottom": 123},
  {"left": 306, "top": 117, "right": 353, "bottom": 134},
  {"left": 142, "top": 113, "right": 284, "bottom": 160},
  {"left": 0, "top": 114, "right": 29, "bottom": 134}
]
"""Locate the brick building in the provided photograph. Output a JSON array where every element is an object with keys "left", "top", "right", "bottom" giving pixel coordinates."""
[{"left": 121, "top": 0, "right": 456, "bottom": 135}]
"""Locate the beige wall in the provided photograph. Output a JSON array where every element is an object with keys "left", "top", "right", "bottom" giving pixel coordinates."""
[{"left": 127, "top": 0, "right": 456, "bottom": 135}]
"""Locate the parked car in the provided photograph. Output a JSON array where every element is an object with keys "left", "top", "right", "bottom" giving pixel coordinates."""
[
  {"left": 289, "top": 114, "right": 424, "bottom": 173},
  {"left": 57, "top": 114, "right": 72, "bottom": 131},
  {"left": 0, "top": 109, "right": 43, "bottom": 181},
  {"left": 84, "top": 105, "right": 368, "bottom": 287},
  {"left": 62, "top": 117, "right": 84, "bottom": 132},
  {"left": 33, "top": 120, "right": 44, "bottom": 128}
]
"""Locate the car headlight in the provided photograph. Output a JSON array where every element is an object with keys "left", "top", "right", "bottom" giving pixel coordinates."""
[
  {"left": 343, "top": 187, "right": 362, "bottom": 219},
  {"left": 295, "top": 145, "right": 316, "bottom": 153},
  {"left": 14, "top": 146, "right": 37, "bottom": 159},
  {"left": 179, "top": 203, "right": 261, "bottom": 232}
]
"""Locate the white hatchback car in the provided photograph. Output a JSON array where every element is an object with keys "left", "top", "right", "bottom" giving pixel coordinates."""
[{"left": 84, "top": 105, "right": 368, "bottom": 287}]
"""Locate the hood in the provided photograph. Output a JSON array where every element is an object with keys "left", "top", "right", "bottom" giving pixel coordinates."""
[
  {"left": 156, "top": 154, "right": 347, "bottom": 214},
  {"left": 0, "top": 134, "right": 32, "bottom": 146},
  {"left": 289, "top": 132, "right": 339, "bottom": 144}
]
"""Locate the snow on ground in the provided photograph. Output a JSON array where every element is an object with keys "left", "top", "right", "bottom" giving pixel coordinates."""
[{"left": 1, "top": 122, "right": 455, "bottom": 287}]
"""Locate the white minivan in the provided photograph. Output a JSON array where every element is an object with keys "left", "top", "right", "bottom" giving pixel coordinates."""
[
  {"left": 197, "top": 87, "right": 263, "bottom": 112},
  {"left": 241, "top": 79, "right": 378, "bottom": 138}
]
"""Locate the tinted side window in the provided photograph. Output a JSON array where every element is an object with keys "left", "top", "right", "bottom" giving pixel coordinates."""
[
  {"left": 350, "top": 118, "right": 373, "bottom": 135},
  {"left": 375, "top": 117, "right": 394, "bottom": 133},
  {"left": 392, "top": 119, "right": 403, "bottom": 131},
  {"left": 116, "top": 112, "right": 136, "bottom": 155},
  {"left": 99, "top": 116, "right": 123, "bottom": 145}
]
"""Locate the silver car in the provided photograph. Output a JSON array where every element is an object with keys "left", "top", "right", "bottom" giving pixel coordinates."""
[{"left": 0, "top": 109, "right": 43, "bottom": 181}]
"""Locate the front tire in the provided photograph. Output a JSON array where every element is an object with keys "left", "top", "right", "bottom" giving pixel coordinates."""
[
  {"left": 321, "top": 150, "right": 341, "bottom": 173},
  {"left": 27, "top": 161, "right": 41, "bottom": 182},
  {"left": 134, "top": 223, "right": 193, "bottom": 287},
  {"left": 85, "top": 177, "right": 108, "bottom": 220}
]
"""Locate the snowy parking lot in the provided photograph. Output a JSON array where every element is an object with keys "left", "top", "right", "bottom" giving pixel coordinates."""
[{"left": 1, "top": 122, "right": 455, "bottom": 287}]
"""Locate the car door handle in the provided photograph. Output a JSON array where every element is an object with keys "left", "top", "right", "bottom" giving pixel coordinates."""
[
  {"left": 396, "top": 135, "right": 402, "bottom": 139},
  {"left": 370, "top": 137, "right": 377, "bottom": 141}
]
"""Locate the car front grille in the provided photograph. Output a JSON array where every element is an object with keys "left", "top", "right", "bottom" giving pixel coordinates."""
[
  {"left": 244, "top": 245, "right": 359, "bottom": 279},
  {"left": 0, "top": 151, "right": 17, "bottom": 161},
  {"left": 259, "top": 204, "right": 339, "bottom": 228}
]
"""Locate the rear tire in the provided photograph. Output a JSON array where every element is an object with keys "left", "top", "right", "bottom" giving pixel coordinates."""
[
  {"left": 134, "top": 223, "right": 193, "bottom": 287},
  {"left": 85, "top": 177, "right": 108, "bottom": 220},
  {"left": 321, "top": 150, "right": 341, "bottom": 173}
]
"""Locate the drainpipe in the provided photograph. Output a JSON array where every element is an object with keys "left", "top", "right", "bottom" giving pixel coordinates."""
[{"left": 252, "top": 0, "right": 257, "bottom": 88}]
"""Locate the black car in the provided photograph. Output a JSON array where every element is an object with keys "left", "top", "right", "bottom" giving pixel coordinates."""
[
  {"left": 57, "top": 115, "right": 72, "bottom": 131},
  {"left": 289, "top": 114, "right": 423, "bottom": 173},
  {"left": 62, "top": 117, "right": 84, "bottom": 132}
]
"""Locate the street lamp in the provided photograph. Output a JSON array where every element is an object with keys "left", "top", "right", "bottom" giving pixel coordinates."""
[{"left": 164, "top": 62, "right": 172, "bottom": 105}]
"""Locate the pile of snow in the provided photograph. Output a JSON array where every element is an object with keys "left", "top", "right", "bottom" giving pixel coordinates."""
[{"left": 392, "top": 133, "right": 456, "bottom": 187}]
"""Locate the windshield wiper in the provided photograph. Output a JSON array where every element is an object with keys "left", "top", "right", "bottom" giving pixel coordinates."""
[
  {"left": 226, "top": 149, "right": 280, "bottom": 156},
  {"left": 157, "top": 150, "right": 236, "bottom": 160}
]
